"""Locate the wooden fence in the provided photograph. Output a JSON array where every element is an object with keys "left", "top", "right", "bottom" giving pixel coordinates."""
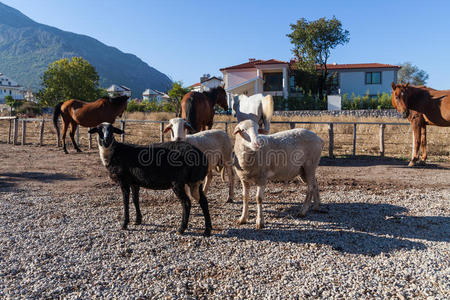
[{"left": 0, "top": 116, "right": 411, "bottom": 158}]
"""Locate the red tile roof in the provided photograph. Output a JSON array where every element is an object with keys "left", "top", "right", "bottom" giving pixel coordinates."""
[
  {"left": 220, "top": 59, "right": 289, "bottom": 71},
  {"left": 189, "top": 82, "right": 201, "bottom": 87},
  {"left": 320, "top": 63, "right": 401, "bottom": 70}
]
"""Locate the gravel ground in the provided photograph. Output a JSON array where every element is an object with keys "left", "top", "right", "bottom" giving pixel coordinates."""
[{"left": 0, "top": 144, "right": 449, "bottom": 299}]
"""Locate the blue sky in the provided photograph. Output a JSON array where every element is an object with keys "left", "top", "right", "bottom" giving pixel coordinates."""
[{"left": 2, "top": 0, "right": 450, "bottom": 89}]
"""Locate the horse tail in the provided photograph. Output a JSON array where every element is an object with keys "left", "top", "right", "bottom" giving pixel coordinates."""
[
  {"left": 53, "top": 102, "right": 63, "bottom": 143},
  {"left": 261, "top": 94, "right": 274, "bottom": 131},
  {"left": 185, "top": 95, "right": 198, "bottom": 132}
]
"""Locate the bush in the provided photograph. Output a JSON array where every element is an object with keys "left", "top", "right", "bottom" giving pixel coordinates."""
[{"left": 341, "top": 92, "right": 393, "bottom": 110}]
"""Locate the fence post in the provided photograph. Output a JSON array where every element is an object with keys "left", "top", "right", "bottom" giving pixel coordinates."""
[
  {"left": 39, "top": 119, "right": 45, "bottom": 146},
  {"left": 13, "top": 118, "right": 18, "bottom": 145},
  {"left": 224, "top": 122, "right": 228, "bottom": 134},
  {"left": 379, "top": 124, "right": 386, "bottom": 158},
  {"left": 352, "top": 123, "right": 357, "bottom": 156},
  {"left": 21, "top": 120, "right": 26, "bottom": 145},
  {"left": 8, "top": 119, "right": 12, "bottom": 144},
  {"left": 290, "top": 122, "right": 295, "bottom": 129},
  {"left": 328, "top": 123, "right": 334, "bottom": 158},
  {"left": 120, "top": 120, "right": 125, "bottom": 143},
  {"left": 160, "top": 122, "right": 165, "bottom": 143}
]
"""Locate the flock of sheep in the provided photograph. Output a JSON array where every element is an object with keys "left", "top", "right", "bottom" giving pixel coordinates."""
[{"left": 89, "top": 94, "right": 325, "bottom": 236}]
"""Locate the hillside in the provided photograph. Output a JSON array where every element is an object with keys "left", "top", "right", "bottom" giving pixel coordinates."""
[{"left": 0, "top": 2, "right": 172, "bottom": 97}]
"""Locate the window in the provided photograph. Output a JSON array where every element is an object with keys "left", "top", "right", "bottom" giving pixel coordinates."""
[
  {"left": 365, "top": 72, "right": 381, "bottom": 84},
  {"left": 263, "top": 72, "right": 283, "bottom": 91}
]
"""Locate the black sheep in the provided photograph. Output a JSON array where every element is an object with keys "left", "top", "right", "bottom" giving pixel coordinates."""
[{"left": 89, "top": 123, "right": 212, "bottom": 236}]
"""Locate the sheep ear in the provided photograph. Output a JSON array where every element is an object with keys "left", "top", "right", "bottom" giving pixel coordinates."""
[
  {"left": 233, "top": 125, "right": 242, "bottom": 135},
  {"left": 391, "top": 82, "right": 396, "bottom": 90},
  {"left": 113, "top": 127, "right": 124, "bottom": 134},
  {"left": 163, "top": 124, "right": 172, "bottom": 133},
  {"left": 88, "top": 127, "right": 98, "bottom": 134}
]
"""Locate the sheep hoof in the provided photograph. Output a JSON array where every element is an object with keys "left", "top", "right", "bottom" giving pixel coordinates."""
[
  {"left": 76, "top": 148, "right": 82, "bottom": 153},
  {"left": 176, "top": 228, "right": 186, "bottom": 235},
  {"left": 203, "top": 229, "right": 211, "bottom": 237},
  {"left": 417, "top": 160, "right": 426, "bottom": 166},
  {"left": 313, "top": 207, "right": 328, "bottom": 214},
  {"left": 296, "top": 212, "right": 307, "bottom": 218},
  {"left": 256, "top": 223, "right": 264, "bottom": 230},
  {"left": 226, "top": 197, "right": 233, "bottom": 203},
  {"left": 121, "top": 224, "right": 128, "bottom": 230},
  {"left": 135, "top": 219, "right": 142, "bottom": 225}
]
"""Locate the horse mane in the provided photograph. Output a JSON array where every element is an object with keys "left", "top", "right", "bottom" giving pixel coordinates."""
[
  {"left": 407, "top": 85, "right": 433, "bottom": 106},
  {"left": 108, "top": 95, "right": 129, "bottom": 105}
]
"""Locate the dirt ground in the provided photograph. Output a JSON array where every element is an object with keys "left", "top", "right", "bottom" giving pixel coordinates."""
[
  {"left": 1, "top": 143, "right": 448, "bottom": 198},
  {"left": 0, "top": 143, "right": 449, "bottom": 298}
]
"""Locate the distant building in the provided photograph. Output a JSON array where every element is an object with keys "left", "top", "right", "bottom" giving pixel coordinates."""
[
  {"left": 189, "top": 75, "right": 223, "bottom": 92},
  {"left": 0, "top": 73, "right": 25, "bottom": 103},
  {"left": 142, "top": 89, "right": 170, "bottom": 102},
  {"left": 220, "top": 59, "right": 401, "bottom": 107},
  {"left": 106, "top": 84, "right": 131, "bottom": 98}
]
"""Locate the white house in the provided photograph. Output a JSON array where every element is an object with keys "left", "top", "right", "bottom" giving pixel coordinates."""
[
  {"left": 106, "top": 84, "right": 131, "bottom": 98},
  {"left": 325, "top": 63, "right": 401, "bottom": 96},
  {"left": 220, "top": 59, "right": 289, "bottom": 106},
  {"left": 0, "top": 73, "right": 25, "bottom": 103},
  {"left": 220, "top": 59, "right": 400, "bottom": 107},
  {"left": 142, "top": 88, "right": 170, "bottom": 102},
  {"left": 189, "top": 75, "right": 223, "bottom": 92}
]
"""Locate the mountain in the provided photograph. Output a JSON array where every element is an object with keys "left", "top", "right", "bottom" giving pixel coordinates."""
[{"left": 0, "top": 2, "right": 172, "bottom": 98}]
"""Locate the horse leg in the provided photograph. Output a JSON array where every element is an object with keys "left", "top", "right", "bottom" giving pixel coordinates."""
[
  {"left": 409, "top": 122, "right": 421, "bottom": 167},
  {"left": 419, "top": 125, "right": 427, "bottom": 165},
  {"left": 61, "top": 119, "right": 69, "bottom": 154},
  {"left": 69, "top": 122, "right": 82, "bottom": 152}
]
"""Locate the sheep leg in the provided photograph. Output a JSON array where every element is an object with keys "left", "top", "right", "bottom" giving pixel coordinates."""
[
  {"left": 312, "top": 178, "right": 321, "bottom": 211},
  {"left": 237, "top": 180, "right": 250, "bottom": 225},
  {"left": 198, "top": 184, "right": 212, "bottom": 237},
  {"left": 172, "top": 183, "right": 191, "bottom": 235},
  {"left": 226, "top": 165, "right": 234, "bottom": 203},
  {"left": 120, "top": 183, "right": 131, "bottom": 229},
  {"left": 255, "top": 185, "right": 265, "bottom": 229},
  {"left": 131, "top": 185, "right": 142, "bottom": 225},
  {"left": 202, "top": 171, "right": 212, "bottom": 194}
]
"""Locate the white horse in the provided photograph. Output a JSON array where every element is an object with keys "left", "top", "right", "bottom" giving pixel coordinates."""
[{"left": 232, "top": 94, "right": 274, "bottom": 134}]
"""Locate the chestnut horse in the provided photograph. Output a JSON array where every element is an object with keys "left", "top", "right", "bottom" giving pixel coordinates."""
[
  {"left": 181, "top": 86, "right": 228, "bottom": 132},
  {"left": 391, "top": 82, "right": 450, "bottom": 166},
  {"left": 53, "top": 95, "right": 129, "bottom": 153}
]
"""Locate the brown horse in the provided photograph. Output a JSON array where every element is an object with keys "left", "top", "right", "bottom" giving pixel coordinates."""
[
  {"left": 53, "top": 95, "right": 129, "bottom": 153},
  {"left": 391, "top": 82, "right": 450, "bottom": 166},
  {"left": 181, "top": 86, "right": 228, "bottom": 132}
]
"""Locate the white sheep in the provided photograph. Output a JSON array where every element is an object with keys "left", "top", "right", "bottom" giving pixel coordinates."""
[
  {"left": 233, "top": 119, "right": 324, "bottom": 229},
  {"left": 164, "top": 118, "right": 235, "bottom": 203}
]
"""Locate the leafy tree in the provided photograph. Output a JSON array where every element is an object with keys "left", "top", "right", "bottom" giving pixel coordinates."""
[
  {"left": 37, "top": 57, "right": 102, "bottom": 107},
  {"left": 287, "top": 16, "right": 350, "bottom": 99},
  {"left": 5, "top": 95, "right": 21, "bottom": 115},
  {"left": 167, "top": 81, "right": 190, "bottom": 116},
  {"left": 398, "top": 62, "right": 429, "bottom": 85}
]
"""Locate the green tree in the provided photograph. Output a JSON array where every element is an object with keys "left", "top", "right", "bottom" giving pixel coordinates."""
[
  {"left": 398, "top": 62, "right": 429, "bottom": 85},
  {"left": 287, "top": 16, "right": 350, "bottom": 99},
  {"left": 5, "top": 95, "right": 21, "bottom": 115},
  {"left": 167, "top": 81, "right": 190, "bottom": 116},
  {"left": 37, "top": 57, "right": 102, "bottom": 107}
]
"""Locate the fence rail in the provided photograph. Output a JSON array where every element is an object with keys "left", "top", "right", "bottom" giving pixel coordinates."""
[{"left": 0, "top": 117, "right": 411, "bottom": 158}]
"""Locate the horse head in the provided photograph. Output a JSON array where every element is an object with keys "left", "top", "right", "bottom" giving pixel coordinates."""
[
  {"left": 391, "top": 82, "right": 410, "bottom": 118},
  {"left": 213, "top": 86, "right": 228, "bottom": 111},
  {"left": 109, "top": 95, "right": 130, "bottom": 118}
]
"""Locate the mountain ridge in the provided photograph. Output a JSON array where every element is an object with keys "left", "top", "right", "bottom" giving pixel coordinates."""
[{"left": 0, "top": 2, "right": 172, "bottom": 98}]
